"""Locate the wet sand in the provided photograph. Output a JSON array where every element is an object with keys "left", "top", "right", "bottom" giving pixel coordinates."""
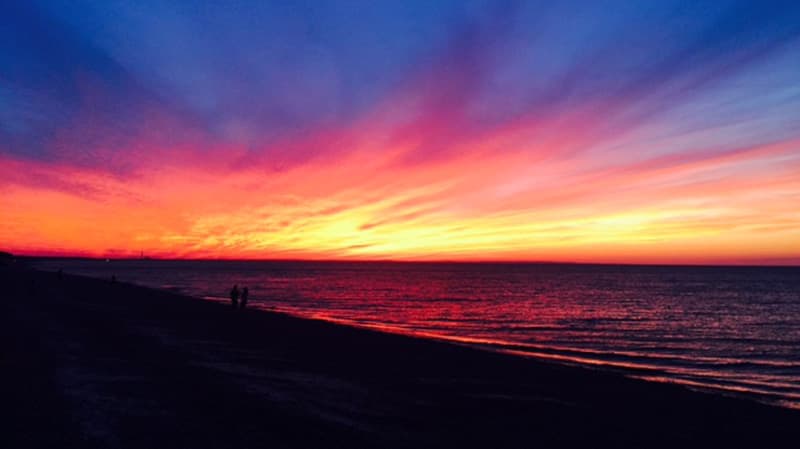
[{"left": 2, "top": 264, "right": 797, "bottom": 448}]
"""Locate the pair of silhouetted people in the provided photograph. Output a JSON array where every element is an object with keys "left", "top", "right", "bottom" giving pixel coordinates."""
[{"left": 229, "top": 285, "right": 249, "bottom": 310}]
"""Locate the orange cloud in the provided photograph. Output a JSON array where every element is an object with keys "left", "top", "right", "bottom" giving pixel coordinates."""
[{"left": 2, "top": 128, "right": 799, "bottom": 264}]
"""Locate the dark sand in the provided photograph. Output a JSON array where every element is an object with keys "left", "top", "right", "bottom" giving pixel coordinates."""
[{"left": 2, "top": 265, "right": 798, "bottom": 448}]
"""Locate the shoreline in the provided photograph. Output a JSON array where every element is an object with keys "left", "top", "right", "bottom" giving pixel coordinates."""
[
  {"left": 3, "top": 265, "right": 798, "bottom": 448},
  {"left": 260, "top": 309, "right": 800, "bottom": 410}
]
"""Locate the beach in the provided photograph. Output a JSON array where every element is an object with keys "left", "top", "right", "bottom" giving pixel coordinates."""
[{"left": 2, "top": 264, "right": 798, "bottom": 448}]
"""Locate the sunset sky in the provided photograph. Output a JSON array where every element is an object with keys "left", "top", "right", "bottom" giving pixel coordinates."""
[{"left": 2, "top": 0, "right": 800, "bottom": 264}]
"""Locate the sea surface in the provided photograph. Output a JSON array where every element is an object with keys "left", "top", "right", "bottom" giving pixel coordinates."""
[{"left": 33, "top": 259, "right": 800, "bottom": 409}]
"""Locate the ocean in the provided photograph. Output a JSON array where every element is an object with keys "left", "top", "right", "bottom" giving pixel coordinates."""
[{"left": 33, "top": 259, "right": 800, "bottom": 409}]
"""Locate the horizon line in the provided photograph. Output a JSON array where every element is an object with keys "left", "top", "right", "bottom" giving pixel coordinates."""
[{"left": 10, "top": 253, "right": 800, "bottom": 268}]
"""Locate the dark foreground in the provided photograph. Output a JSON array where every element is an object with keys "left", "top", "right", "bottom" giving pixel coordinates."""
[{"left": 2, "top": 266, "right": 797, "bottom": 448}]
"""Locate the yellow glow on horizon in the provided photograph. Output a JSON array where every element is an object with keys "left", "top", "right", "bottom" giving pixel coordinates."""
[{"left": 2, "top": 131, "right": 799, "bottom": 264}]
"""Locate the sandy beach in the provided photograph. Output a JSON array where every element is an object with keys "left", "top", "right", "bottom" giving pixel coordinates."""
[{"left": 2, "top": 264, "right": 797, "bottom": 448}]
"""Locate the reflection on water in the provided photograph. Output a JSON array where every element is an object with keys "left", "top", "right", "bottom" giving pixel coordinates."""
[{"left": 35, "top": 260, "right": 800, "bottom": 409}]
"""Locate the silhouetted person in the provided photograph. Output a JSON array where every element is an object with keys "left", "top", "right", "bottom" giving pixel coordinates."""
[
  {"left": 111, "top": 275, "right": 117, "bottom": 283},
  {"left": 240, "top": 287, "right": 249, "bottom": 309},
  {"left": 230, "top": 285, "right": 240, "bottom": 309},
  {"left": 57, "top": 268, "right": 63, "bottom": 281}
]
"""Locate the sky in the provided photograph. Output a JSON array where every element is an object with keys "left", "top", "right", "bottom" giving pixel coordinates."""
[{"left": 1, "top": 0, "right": 800, "bottom": 264}]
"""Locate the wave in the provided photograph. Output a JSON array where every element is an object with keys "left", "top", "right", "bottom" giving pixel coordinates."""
[{"left": 263, "top": 305, "right": 800, "bottom": 409}]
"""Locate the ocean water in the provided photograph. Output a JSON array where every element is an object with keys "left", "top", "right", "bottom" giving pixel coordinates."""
[{"left": 34, "top": 259, "right": 800, "bottom": 409}]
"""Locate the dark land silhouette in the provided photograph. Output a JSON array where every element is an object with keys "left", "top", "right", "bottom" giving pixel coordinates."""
[{"left": 2, "top": 263, "right": 797, "bottom": 448}]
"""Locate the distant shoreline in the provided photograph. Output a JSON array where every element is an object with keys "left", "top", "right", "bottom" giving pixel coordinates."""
[{"left": 11, "top": 253, "right": 800, "bottom": 268}]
